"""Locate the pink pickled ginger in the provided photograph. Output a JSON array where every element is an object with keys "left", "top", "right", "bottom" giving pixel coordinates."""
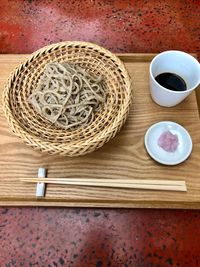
[{"left": 157, "top": 130, "right": 179, "bottom": 152}]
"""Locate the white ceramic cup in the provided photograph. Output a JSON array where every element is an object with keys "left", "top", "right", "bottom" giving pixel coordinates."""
[{"left": 149, "top": 50, "right": 200, "bottom": 107}]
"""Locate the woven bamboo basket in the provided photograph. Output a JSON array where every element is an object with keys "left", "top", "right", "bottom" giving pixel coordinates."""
[{"left": 3, "top": 41, "right": 132, "bottom": 156}]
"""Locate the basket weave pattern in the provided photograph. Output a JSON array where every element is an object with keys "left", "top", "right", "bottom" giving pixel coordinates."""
[{"left": 3, "top": 42, "right": 132, "bottom": 156}]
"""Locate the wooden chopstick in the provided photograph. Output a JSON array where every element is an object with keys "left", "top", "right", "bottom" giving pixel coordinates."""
[{"left": 20, "top": 178, "right": 187, "bottom": 192}]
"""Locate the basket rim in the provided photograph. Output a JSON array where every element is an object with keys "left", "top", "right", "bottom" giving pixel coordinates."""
[{"left": 3, "top": 41, "right": 132, "bottom": 154}]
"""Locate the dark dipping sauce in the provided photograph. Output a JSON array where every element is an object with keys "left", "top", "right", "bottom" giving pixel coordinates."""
[{"left": 155, "top": 72, "right": 187, "bottom": 91}]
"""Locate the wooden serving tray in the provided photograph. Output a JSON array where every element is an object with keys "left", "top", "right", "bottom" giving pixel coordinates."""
[{"left": 0, "top": 54, "right": 200, "bottom": 208}]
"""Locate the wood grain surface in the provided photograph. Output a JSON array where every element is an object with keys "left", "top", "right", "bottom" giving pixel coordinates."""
[{"left": 0, "top": 54, "right": 200, "bottom": 208}]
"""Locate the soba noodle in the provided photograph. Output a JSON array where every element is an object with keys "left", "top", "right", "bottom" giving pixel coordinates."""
[{"left": 28, "top": 62, "right": 107, "bottom": 130}]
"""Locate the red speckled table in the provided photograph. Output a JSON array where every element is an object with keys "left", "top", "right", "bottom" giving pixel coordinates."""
[{"left": 0, "top": 1, "right": 200, "bottom": 266}]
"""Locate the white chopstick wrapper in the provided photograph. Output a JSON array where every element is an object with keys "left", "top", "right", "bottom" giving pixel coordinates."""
[{"left": 36, "top": 168, "right": 47, "bottom": 197}]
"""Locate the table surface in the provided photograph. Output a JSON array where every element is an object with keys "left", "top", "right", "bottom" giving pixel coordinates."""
[{"left": 0, "top": 53, "right": 200, "bottom": 208}]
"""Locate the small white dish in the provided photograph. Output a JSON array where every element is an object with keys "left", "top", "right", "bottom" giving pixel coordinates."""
[{"left": 144, "top": 121, "right": 193, "bottom": 165}]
